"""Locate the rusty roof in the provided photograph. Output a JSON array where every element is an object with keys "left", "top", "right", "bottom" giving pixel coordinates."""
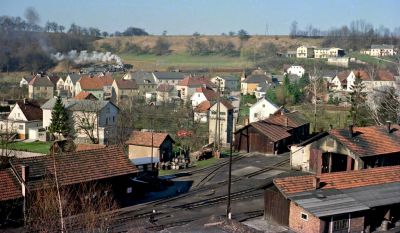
[
  {"left": 0, "top": 169, "right": 22, "bottom": 201},
  {"left": 12, "top": 146, "right": 137, "bottom": 189},
  {"left": 74, "top": 91, "right": 98, "bottom": 100},
  {"left": 78, "top": 75, "right": 114, "bottom": 90},
  {"left": 274, "top": 165, "right": 400, "bottom": 196},
  {"left": 75, "top": 143, "right": 107, "bottom": 151},
  {"left": 266, "top": 111, "right": 309, "bottom": 128},
  {"left": 125, "top": 131, "right": 174, "bottom": 147},
  {"left": 251, "top": 121, "right": 292, "bottom": 141},
  {"left": 114, "top": 79, "right": 137, "bottom": 90},
  {"left": 194, "top": 100, "right": 212, "bottom": 113},
  {"left": 194, "top": 87, "right": 218, "bottom": 101},
  {"left": 329, "top": 125, "right": 400, "bottom": 157}
]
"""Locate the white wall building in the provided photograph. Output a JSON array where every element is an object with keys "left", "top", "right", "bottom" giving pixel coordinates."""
[{"left": 249, "top": 98, "right": 279, "bottom": 123}]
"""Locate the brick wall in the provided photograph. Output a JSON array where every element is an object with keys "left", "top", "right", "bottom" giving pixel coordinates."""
[
  {"left": 289, "top": 202, "right": 324, "bottom": 233},
  {"left": 350, "top": 213, "right": 364, "bottom": 232}
]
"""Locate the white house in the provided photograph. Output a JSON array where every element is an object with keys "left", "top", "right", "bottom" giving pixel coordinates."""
[
  {"left": 211, "top": 76, "right": 239, "bottom": 93},
  {"left": 249, "top": 98, "right": 279, "bottom": 123},
  {"left": 41, "top": 98, "right": 119, "bottom": 144},
  {"left": 193, "top": 100, "right": 212, "bottom": 123},
  {"left": 330, "top": 70, "right": 397, "bottom": 92},
  {"left": 20, "top": 77, "right": 33, "bottom": 87},
  {"left": 296, "top": 46, "right": 315, "bottom": 58},
  {"left": 190, "top": 87, "right": 218, "bottom": 108},
  {"left": 63, "top": 74, "right": 81, "bottom": 97},
  {"left": 370, "top": 44, "right": 395, "bottom": 57},
  {"left": 286, "top": 65, "right": 305, "bottom": 77},
  {"left": 0, "top": 100, "right": 42, "bottom": 140}
]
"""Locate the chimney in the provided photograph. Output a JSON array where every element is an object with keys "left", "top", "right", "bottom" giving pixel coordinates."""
[
  {"left": 312, "top": 176, "right": 320, "bottom": 189},
  {"left": 386, "top": 120, "right": 392, "bottom": 133},
  {"left": 348, "top": 125, "right": 354, "bottom": 138},
  {"left": 21, "top": 165, "right": 29, "bottom": 197}
]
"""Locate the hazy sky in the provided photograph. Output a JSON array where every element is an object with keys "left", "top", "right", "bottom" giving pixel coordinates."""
[{"left": 2, "top": 0, "right": 399, "bottom": 35}]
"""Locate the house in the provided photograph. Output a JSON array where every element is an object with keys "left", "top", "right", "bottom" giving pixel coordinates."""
[
  {"left": 370, "top": 44, "right": 395, "bottom": 57},
  {"left": 156, "top": 84, "right": 177, "bottom": 103},
  {"left": 330, "top": 71, "right": 349, "bottom": 91},
  {"left": 241, "top": 74, "right": 273, "bottom": 95},
  {"left": 235, "top": 110, "right": 310, "bottom": 154},
  {"left": 112, "top": 79, "right": 138, "bottom": 103},
  {"left": 296, "top": 46, "right": 315, "bottom": 58},
  {"left": 327, "top": 57, "right": 349, "bottom": 67},
  {"left": 190, "top": 87, "right": 218, "bottom": 108},
  {"left": 42, "top": 98, "right": 119, "bottom": 144},
  {"left": 210, "top": 76, "right": 239, "bottom": 93},
  {"left": 290, "top": 124, "right": 400, "bottom": 174},
  {"left": 124, "top": 71, "right": 157, "bottom": 96},
  {"left": 286, "top": 65, "right": 305, "bottom": 77},
  {"left": 194, "top": 100, "right": 212, "bottom": 123},
  {"left": 74, "top": 91, "right": 98, "bottom": 100},
  {"left": 28, "top": 75, "right": 55, "bottom": 100},
  {"left": 75, "top": 75, "right": 114, "bottom": 100},
  {"left": 249, "top": 98, "right": 279, "bottom": 123},
  {"left": 152, "top": 71, "right": 186, "bottom": 85},
  {"left": 209, "top": 100, "right": 234, "bottom": 147},
  {"left": 0, "top": 99, "right": 42, "bottom": 140},
  {"left": 0, "top": 146, "right": 139, "bottom": 226},
  {"left": 20, "top": 76, "right": 33, "bottom": 87},
  {"left": 63, "top": 73, "right": 81, "bottom": 97},
  {"left": 176, "top": 76, "right": 215, "bottom": 101},
  {"left": 265, "top": 166, "right": 400, "bottom": 233},
  {"left": 125, "top": 131, "right": 175, "bottom": 172},
  {"left": 330, "top": 70, "right": 397, "bottom": 92},
  {"left": 314, "top": 48, "right": 345, "bottom": 58}
]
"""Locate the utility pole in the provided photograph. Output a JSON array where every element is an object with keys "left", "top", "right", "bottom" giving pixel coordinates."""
[
  {"left": 151, "top": 117, "right": 154, "bottom": 173},
  {"left": 217, "top": 80, "right": 221, "bottom": 151},
  {"left": 214, "top": 79, "right": 221, "bottom": 152},
  {"left": 226, "top": 130, "right": 233, "bottom": 219}
]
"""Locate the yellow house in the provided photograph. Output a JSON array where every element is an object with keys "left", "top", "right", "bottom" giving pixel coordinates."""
[
  {"left": 241, "top": 74, "right": 271, "bottom": 95},
  {"left": 296, "top": 46, "right": 315, "bottom": 58}
]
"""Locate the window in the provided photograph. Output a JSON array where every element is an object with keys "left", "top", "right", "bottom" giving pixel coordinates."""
[
  {"left": 262, "top": 104, "right": 265, "bottom": 108},
  {"left": 333, "top": 218, "right": 349, "bottom": 231},
  {"left": 254, "top": 113, "right": 258, "bottom": 118},
  {"left": 19, "top": 125, "right": 24, "bottom": 130},
  {"left": 300, "top": 212, "right": 308, "bottom": 221}
]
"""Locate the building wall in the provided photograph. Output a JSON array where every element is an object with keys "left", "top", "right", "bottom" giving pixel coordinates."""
[
  {"left": 287, "top": 66, "right": 305, "bottom": 77},
  {"left": 8, "top": 104, "right": 28, "bottom": 121},
  {"left": 128, "top": 144, "right": 160, "bottom": 160},
  {"left": 190, "top": 92, "right": 208, "bottom": 108},
  {"left": 241, "top": 83, "right": 259, "bottom": 95},
  {"left": 209, "top": 104, "right": 233, "bottom": 146},
  {"left": 29, "top": 86, "right": 54, "bottom": 100},
  {"left": 249, "top": 99, "right": 279, "bottom": 123},
  {"left": 289, "top": 202, "right": 325, "bottom": 233}
]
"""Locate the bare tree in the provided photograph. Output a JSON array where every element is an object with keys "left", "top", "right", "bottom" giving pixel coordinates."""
[
  {"left": 0, "top": 120, "right": 17, "bottom": 168},
  {"left": 308, "top": 65, "right": 323, "bottom": 132},
  {"left": 74, "top": 100, "right": 103, "bottom": 144}
]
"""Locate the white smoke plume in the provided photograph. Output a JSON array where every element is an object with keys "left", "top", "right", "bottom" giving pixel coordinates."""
[{"left": 51, "top": 50, "right": 123, "bottom": 66}]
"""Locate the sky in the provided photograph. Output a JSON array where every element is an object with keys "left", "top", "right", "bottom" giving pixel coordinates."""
[{"left": 2, "top": 0, "right": 399, "bottom": 35}]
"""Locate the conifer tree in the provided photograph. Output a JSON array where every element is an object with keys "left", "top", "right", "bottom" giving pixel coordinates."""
[
  {"left": 347, "top": 72, "right": 368, "bottom": 126},
  {"left": 49, "top": 96, "right": 71, "bottom": 139}
]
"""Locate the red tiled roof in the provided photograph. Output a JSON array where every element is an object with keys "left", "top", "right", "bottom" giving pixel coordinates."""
[
  {"left": 16, "top": 100, "right": 42, "bottom": 121},
  {"left": 220, "top": 99, "right": 234, "bottom": 110},
  {"left": 329, "top": 125, "right": 400, "bottom": 157},
  {"left": 0, "top": 169, "right": 22, "bottom": 201},
  {"left": 178, "top": 76, "right": 204, "bottom": 87},
  {"left": 99, "top": 75, "right": 114, "bottom": 86},
  {"left": 12, "top": 146, "right": 137, "bottom": 189},
  {"left": 194, "top": 101, "right": 212, "bottom": 113},
  {"left": 74, "top": 91, "right": 98, "bottom": 100},
  {"left": 195, "top": 87, "right": 218, "bottom": 101},
  {"left": 125, "top": 131, "right": 174, "bottom": 147},
  {"left": 376, "top": 70, "right": 395, "bottom": 81},
  {"left": 75, "top": 143, "right": 107, "bottom": 151},
  {"left": 252, "top": 121, "right": 292, "bottom": 142},
  {"left": 353, "top": 70, "right": 370, "bottom": 81},
  {"left": 114, "top": 79, "right": 137, "bottom": 89},
  {"left": 274, "top": 165, "right": 400, "bottom": 196},
  {"left": 78, "top": 75, "right": 114, "bottom": 90},
  {"left": 266, "top": 111, "right": 309, "bottom": 128}
]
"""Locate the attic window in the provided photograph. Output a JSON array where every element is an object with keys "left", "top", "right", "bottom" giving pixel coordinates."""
[{"left": 301, "top": 212, "right": 308, "bottom": 221}]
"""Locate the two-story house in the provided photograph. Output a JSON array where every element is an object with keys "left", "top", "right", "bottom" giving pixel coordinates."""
[
  {"left": 42, "top": 98, "right": 119, "bottom": 144},
  {"left": 112, "top": 79, "right": 139, "bottom": 103},
  {"left": 285, "top": 65, "right": 305, "bottom": 77},
  {"left": 296, "top": 46, "right": 315, "bottom": 58},
  {"left": 241, "top": 74, "right": 273, "bottom": 95},
  {"left": 75, "top": 76, "right": 114, "bottom": 100},
  {"left": 249, "top": 98, "right": 279, "bottom": 123},
  {"left": 63, "top": 73, "right": 82, "bottom": 97},
  {"left": 156, "top": 84, "right": 177, "bottom": 103},
  {"left": 190, "top": 87, "right": 218, "bottom": 108},
  {"left": 0, "top": 100, "right": 42, "bottom": 139},
  {"left": 28, "top": 75, "right": 55, "bottom": 100},
  {"left": 370, "top": 44, "right": 395, "bottom": 57},
  {"left": 124, "top": 71, "right": 158, "bottom": 96},
  {"left": 210, "top": 76, "right": 239, "bottom": 93},
  {"left": 152, "top": 71, "right": 186, "bottom": 85},
  {"left": 176, "top": 76, "right": 215, "bottom": 101}
]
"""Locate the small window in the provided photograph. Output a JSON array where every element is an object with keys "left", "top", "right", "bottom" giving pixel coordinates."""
[
  {"left": 301, "top": 212, "right": 308, "bottom": 221},
  {"left": 19, "top": 125, "right": 24, "bottom": 130},
  {"left": 126, "top": 187, "right": 132, "bottom": 194},
  {"left": 262, "top": 104, "right": 265, "bottom": 108}
]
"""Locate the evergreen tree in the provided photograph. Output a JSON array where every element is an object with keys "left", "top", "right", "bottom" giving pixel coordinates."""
[
  {"left": 347, "top": 72, "right": 369, "bottom": 126},
  {"left": 49, "top": 96, "right": 71, "bottom": 138}
]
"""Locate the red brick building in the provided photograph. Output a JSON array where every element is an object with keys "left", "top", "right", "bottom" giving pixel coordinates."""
[{"left": 265, "top": 166, "right": 400, "bottom": 233}]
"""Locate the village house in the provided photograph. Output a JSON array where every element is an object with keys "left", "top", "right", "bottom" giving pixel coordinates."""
[
  {"left": 314, "top": 47, "right": 345, "bottom": 58},
  {"left": 190, "top": 86, "right": 218, "bottom": 108},
  {"left": 363, "top": 44, "right": 396, "bottom": 57},
  {"left": 75, "top": 75, "right": 114, "bottom": 100},
  {"left": 285, "top": 65, "right": 305, "bottom": 77},
  {"left": 194, "top": 100, "right": 212, "bottom": 123},
  {"left": 210, "top": 76, "right": 239, "bottom": 93},
  {"left": 241, "top": 74, "right": 273, "bottom": 95},
  {"left": 41, "top": 98, "right": 119, "bottom": 144},
  {"left": 0, "top": 99, "right": 42, "bottom": 140},
  {"left": 176, "top": 76, "right": 215, "bottom": 102},
  {"left": 296, "top": 46, "right": 315, "bottom": 58},
  {"left": 249, "top": 98, "right": 279, "bottom": 123},
  {"left": 63, "top": 73, "right": 81, "bottom": 97},
  {"left": 19, "top": 76, "right": 33, "bottom": 87},
  {"left": 124, "top": 71, "right": 158, "bottom": 96},
  {"left": 152, "top": 71, "right": 186, "bottom": 85},
  {"left": 74, "top": 91, "right": 98, "bottom": 100},
  {"left": 28, "top": 75, "right": 55, "bottom": 100},
  {"left": 265, "top": 166, "right": 400, "bottom": 233},
  {"left": 290, "top": 124, "right": 400, "bottom": 174},
  {"left": 156, "top": 84, "right": 177, "bottom": 103},
  {"left": 0, "top": 146, "right": 139, "bottom": 226},
  {"left": 125, "top": 131, "right": 175, "bottom": 172},
  {"left": 112, "top": 79, "right": 139, "bottom": 103},
  {"left": 330, "top": 70, "right": 397, "bottom": 92},
  {"left": 235, "top": 110, "right": 309, "bottom": 154},
  {"left": 209, "top": 100, "right": 234, "bottom": 147}
]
